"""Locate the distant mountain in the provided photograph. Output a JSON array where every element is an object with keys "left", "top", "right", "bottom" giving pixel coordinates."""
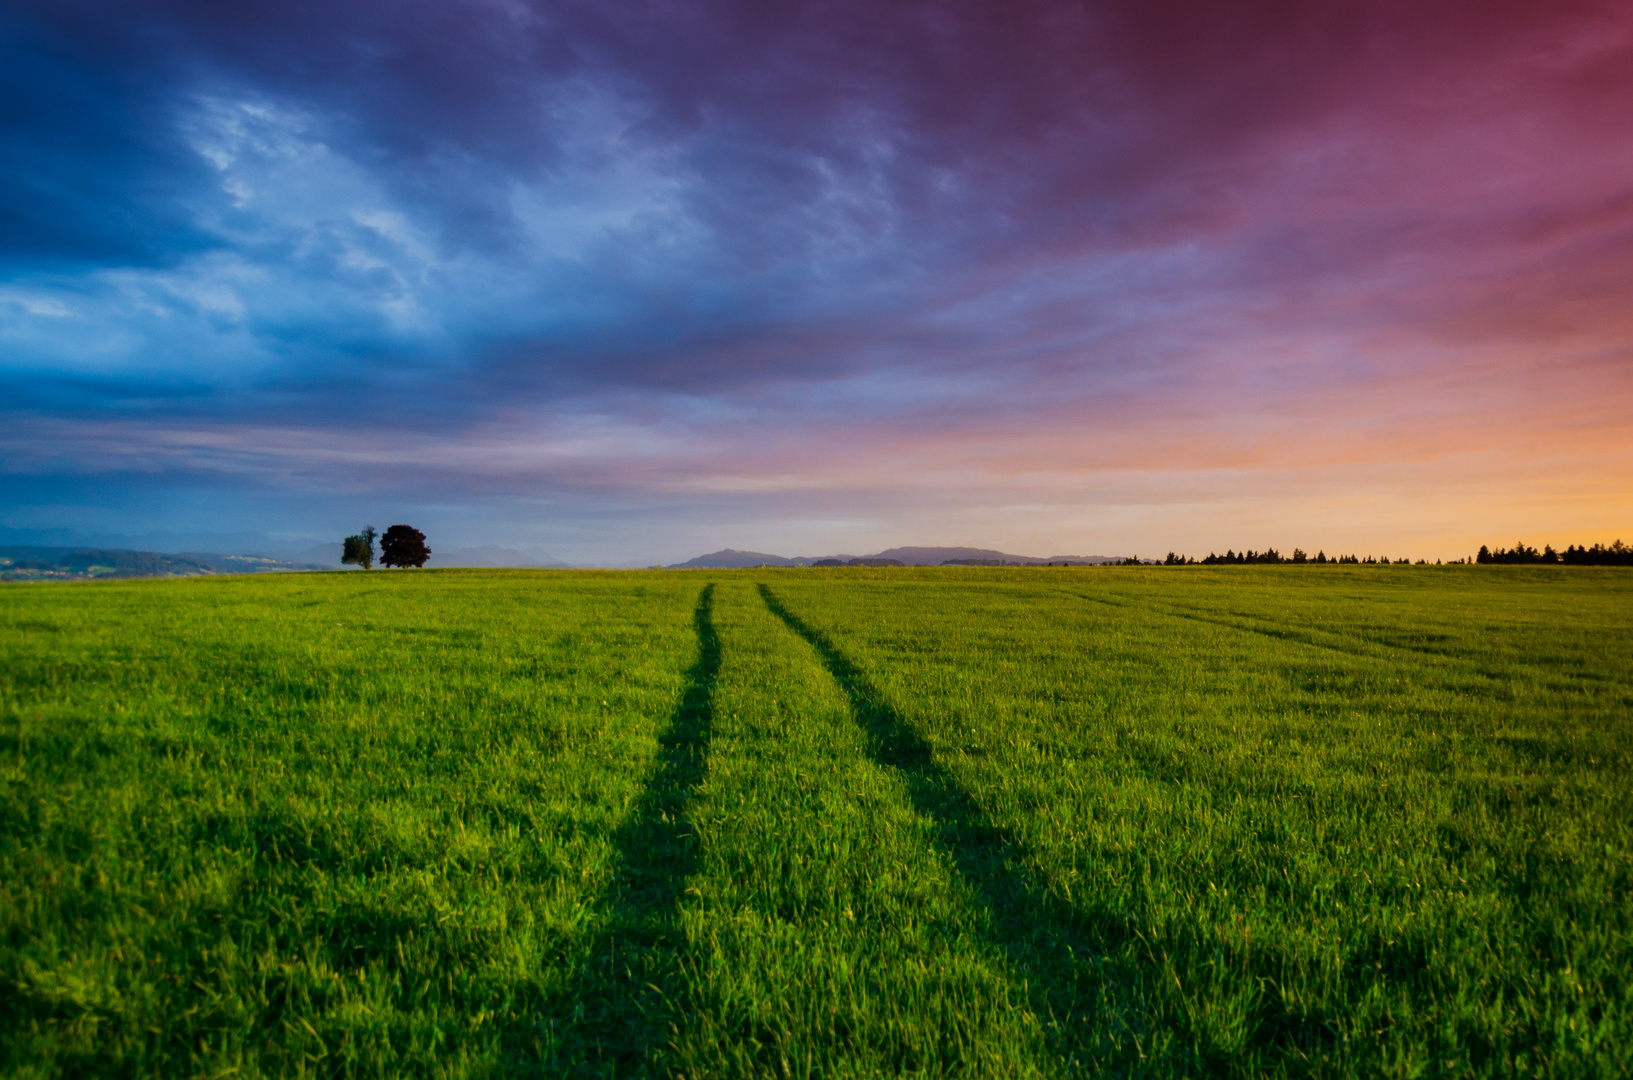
[
  {"left": 0, "top": 528, "right": 577, "bottom": 569},
  {"left": 287, "top": 543, "right": 343, "bottom": 566},
  {"left": 433, "top": 545, "right": 569, "bottom": 568},
  {"left": 668, "top": 548, "right": 805, "bottom": 569},
  {"left": 871, "top": 546, "right": 1124, "bottom": 566},
  {"left": 0, "top": 526, "right": 335, "bottom": 559},
  {"left": 811, "top": 557, "right": 905, "bottom": 567},
  {"left": 0, "top": 546, "right": 331, "bottom": 581},
  {"left": 669, "top": 545, "right": 1130, "bottom": 569}
]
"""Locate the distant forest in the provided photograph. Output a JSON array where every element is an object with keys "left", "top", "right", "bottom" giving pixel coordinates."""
[
  {"left": 1476, "top": 541, "right": 1632, "bottom": 566},
  {"left": 1165, "top": 549, "right": 1427, "bottom": 566},
  {"left": 1155, "top": 541, "right": 1631, "bottom": 567}
]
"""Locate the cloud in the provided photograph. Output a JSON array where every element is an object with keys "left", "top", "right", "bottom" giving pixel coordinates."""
[{"left": 1, "top": 0, "right": 1630, "bottom": 555}]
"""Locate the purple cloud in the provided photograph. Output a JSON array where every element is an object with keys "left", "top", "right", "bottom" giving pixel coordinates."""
[{"left": 2, "top": 0, "right": 1630, "bottom": 560}]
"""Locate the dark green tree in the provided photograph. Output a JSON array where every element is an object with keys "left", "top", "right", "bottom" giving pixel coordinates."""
[
  {"left": 341, "top": 525, "right": 377, "bottom": 570},
  {"left": 380, "top": 524, "right": 431, "bottom": 568}
]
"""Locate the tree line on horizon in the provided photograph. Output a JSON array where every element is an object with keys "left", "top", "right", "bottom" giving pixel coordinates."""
[
  {"left": 331, "top": 531, "right": 1629, "bottom": 572},
  {"left": 1152, "top": 540, "right": 1631, "bottom": 567},
  {"left": 1163, "top": 549, "right": 1439, "bottom": 565},
  {"left": 1477, "top": 540, "right": 1631, "bottom": 566}
]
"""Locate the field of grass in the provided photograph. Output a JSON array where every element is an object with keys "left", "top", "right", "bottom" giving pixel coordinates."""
[{"left": 2, "top": 566, "right": 1630, "bottom": 1078}]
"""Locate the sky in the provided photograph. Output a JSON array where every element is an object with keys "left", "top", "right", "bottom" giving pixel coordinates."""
[{"left": 2, "top": 0, "right": 1630, "bottom": 564}]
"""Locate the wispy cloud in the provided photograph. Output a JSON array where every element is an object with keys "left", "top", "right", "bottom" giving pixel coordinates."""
[{"left": 2, "top": 0, "right": 1630, "bottom": 559}]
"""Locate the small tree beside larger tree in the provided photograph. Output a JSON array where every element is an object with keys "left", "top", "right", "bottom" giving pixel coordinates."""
[
  {"left": 341, "top": 525, "right": 377, "bottom": 569},
  {"left": 380, "top": 524, "right": 431, "bottom": 568}
]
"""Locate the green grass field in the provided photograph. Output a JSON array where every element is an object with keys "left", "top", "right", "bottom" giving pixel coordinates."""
[{"left": 2, "top": 567, "right": 1630, "bottom": 1078}]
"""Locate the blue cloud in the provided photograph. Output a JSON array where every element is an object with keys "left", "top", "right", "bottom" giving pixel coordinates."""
[
  {"left": 3, "top": 0, "right": 1629, "bottom": 559},
  {"left": 0, "top": 10, "right": 220, "bottom": 270}
]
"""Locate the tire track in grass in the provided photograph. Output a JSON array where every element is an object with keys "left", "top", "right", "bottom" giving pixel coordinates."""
[
  {"left": 669, "top": 582, "right": 1052, "bottom": 1077},
  {"left": 1061, "top": 587, "right": 1626, "bottom": 707},
  {"left": 542, "top": 583, "right": 720, "bottom": 1076},
  {"left": 757, "top": 584, "right": 1152, "bottom": 1071},
  {"left": 1132, "top": 601, "right": 1460, "bottom": 665},
  {"left": 1059, "top": 581, "right": 1530, "bottom": 670}
]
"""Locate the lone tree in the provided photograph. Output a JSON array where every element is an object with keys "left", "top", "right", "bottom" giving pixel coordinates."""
[
  {"left": 341, "top": 525, "right": 377, "bottom": 570},
  {"left": 380, "top": 524, "right": 431, "bottom": 568}
]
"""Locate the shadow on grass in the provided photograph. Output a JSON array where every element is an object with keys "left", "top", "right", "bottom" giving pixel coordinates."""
[
  {"left": 754, "top": 584, "right": 1152, "bottom": 1065},
  {"left": 530, "top": 583, "right": 719, "bottom": 1077},
  {"left": 758, "top": 584, "right": 1378, "bottom": 1073}
]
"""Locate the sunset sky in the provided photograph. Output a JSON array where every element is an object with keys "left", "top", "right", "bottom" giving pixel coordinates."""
[{"left": 3, "top": 0, "right": 1630, "bottom": 563}]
